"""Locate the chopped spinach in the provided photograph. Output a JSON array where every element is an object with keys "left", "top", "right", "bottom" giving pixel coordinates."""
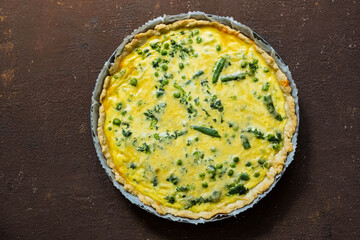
[{"left": 166, "top": 174, "right": 179, "bottom": 185}]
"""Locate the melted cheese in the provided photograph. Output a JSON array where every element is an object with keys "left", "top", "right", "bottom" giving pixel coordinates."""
[{"left": 101, "top": 26, "right": 287, "bottom": 212}]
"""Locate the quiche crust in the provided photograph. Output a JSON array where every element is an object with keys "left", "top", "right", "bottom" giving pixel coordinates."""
[{"left": 97, "top": 19, "right": 297, "bottom": 219}]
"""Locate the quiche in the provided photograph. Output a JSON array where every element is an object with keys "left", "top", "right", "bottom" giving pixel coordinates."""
[{"left": 97, "top": 19, "right": 297, "bottom": 219}]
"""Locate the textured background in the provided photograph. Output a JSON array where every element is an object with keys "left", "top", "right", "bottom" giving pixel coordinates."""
[{"left": 0, "top": 0, "right": 359, "bottom": 239}]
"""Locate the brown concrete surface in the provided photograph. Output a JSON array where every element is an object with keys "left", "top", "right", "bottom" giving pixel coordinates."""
[{"left": 0, "top": 0, "right": 359, "bottom": 239}]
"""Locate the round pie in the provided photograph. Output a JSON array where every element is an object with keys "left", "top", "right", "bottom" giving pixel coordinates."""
[{"left": 97, "top": 19, "right": 297, "bottom": 219}]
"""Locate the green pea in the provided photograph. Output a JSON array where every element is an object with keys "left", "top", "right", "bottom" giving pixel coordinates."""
[
  {"left": 173, "top": 92, "right": 181, "bottom": 98},
  {"left": 154, "top": 72, "right": 159, "bottom": 77},
  {"left": 114, "top": 73, "right": 120, "bottom": 79},
  {"left": 264, "top": 67, "right": 270, "bottom": 72},
  {"left": 254, "top": 172, "right": 260, "bottom": 177},
  {"left": 164, "top": 43, "right": 169, "bottom": 49},
  {"left": 161, "top": 50, "right": 167, "bottom": 56},
  {"left": 245, "top": 161, "right": 252, "bottom": 167},
  {"left": 194, "top": 29, "right": 200, "bottom": 35},
  {"left": 181, "top": 75, "right": 186, "bottom": 79},
  {"left": 240, "top": 172, "right": 250, "bottom": 181},
  {"left": 107, "top": 126, "right": 112, "bottom": 131},
  {"left": 179, "top": 63, "right": 184, "bottom": 69},
  {"left": 230, "top": 162, "right": 236, "bottom": 168},
  {"left": 194, "top": 136, "right": 199, "bottom": 141},
  {"left": 211, "top": 147, "right": 216, "bottom": 152},
  {"left": 233, "top": 157, "right": 239, "bottom": 163},
  {"left": 202, "top": 182, "right": 208, "bottom": 188},
  {"left": 228, "top": 169, "right": 234, "bottom": 176},
  {"left": 216, "top": 163, "right": 223, "bottom": 169},
  {"left": 161, "top": 64, "right": 168, "bottom": 71},
  {"left": 193, "top": 53, "right": 198, "bottom": 57},
  {"left": 273, "top": 144, "right": 280, "bottom": 150},
  {"left": 199, "top": 173, "right": 205, "bottom": 178},
  {"left": 177, "top": 159, "right": 182, "bottom": 166},
  {"left": 253, "top": 77, "right": 259, "bottom": 82},
  {"left": 196, "top": 36, "right": 202, "bottom": 43},
  {"left": 113, "top": 118, "right": 121, "bottom": 126},
  {"left": 130, "top": 78, "right": 137, "bottom": 86},
  {"left": 115, "top": 102, "right": 123, "bottom": 111},
  {"left": 241, "top": 61, "right": 247, "bottom": 68},
  {"left": 216, "top": 45, "right": 221, "bottom": 51}
]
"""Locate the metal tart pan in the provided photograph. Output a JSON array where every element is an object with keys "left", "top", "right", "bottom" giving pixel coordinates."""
[{"left": 90, "top": 12, "right": 300, "bottom": 224}]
